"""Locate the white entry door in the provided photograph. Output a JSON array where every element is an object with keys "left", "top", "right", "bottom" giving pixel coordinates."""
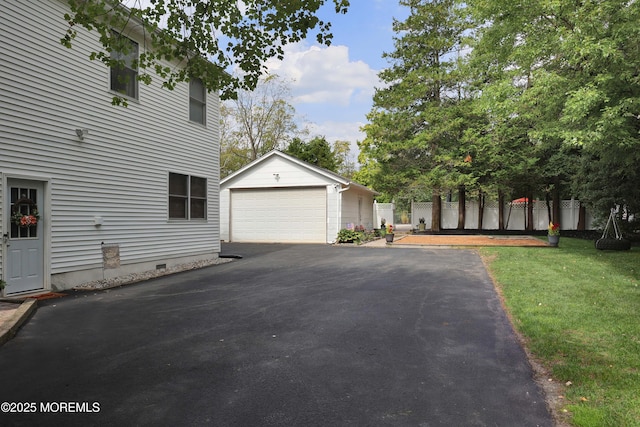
[{"left": 5, "top": 179, "right": 45, "bottom": 294}]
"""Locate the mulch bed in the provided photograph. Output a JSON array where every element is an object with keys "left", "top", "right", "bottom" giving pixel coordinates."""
[
  {"left": 25, "top": 292, "right": 67, "bottom": 301},
  {"left": 397, "top": 235, "right": 550, "bottom": 247}
]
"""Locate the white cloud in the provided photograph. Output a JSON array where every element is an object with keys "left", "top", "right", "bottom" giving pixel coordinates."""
[
  {"left": 265, "top": 42, "right": 380, "bottom": 107},
  {"left": 305, "top": 120, "right": 365, "bottom": 163},
  {"left": 265, "top": 42, "right": 382, "bottom": 161},
  {"left": 308, "top": 120, "right": 365, "bottom": 143}
]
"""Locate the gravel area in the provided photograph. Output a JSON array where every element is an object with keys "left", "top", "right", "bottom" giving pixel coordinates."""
[{"left": 73, "top": 257, "right": 234, "bottom": 291}]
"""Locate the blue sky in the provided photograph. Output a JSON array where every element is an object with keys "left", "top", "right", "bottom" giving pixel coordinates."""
[{"left": 264, "top": 0, "right": 409, "bottom": 158}]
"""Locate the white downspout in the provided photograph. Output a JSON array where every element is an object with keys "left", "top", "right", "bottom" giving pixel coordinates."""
[{"left": 333, "top": 183, "right": 350, "bottom": 243}]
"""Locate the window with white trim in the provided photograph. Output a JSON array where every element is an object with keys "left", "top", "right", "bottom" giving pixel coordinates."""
[
  {"left": 110, "top": 32, "right": 138, "bottom": 99},
  {"left": 169, "top": 173, "right": 207, "bottom": 219},
  {"left": 189, "top": 77, "right": 206, "bottom": 125}
]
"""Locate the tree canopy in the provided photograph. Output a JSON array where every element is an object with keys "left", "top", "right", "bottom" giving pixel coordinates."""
[
  {"left": 285, "top": 137, "right": 336, "bottom": 171},
  {"left": 61, "top": 0, "right": 349, "bottom": 100},
  {"left": 358, "top": 0, "right": 640, "bottom": 226},
  {"left": 284, "top": 136, "right": 355, "bottom": 176},
  {"left": 220, "top": 74, "right": 301, "bottom": 178}
]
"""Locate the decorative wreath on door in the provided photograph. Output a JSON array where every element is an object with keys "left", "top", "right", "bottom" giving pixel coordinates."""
[{"left": 11, "top": 197, "right": 40, "bottom": 228}]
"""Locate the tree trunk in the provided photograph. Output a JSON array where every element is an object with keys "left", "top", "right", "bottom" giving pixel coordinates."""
[
  {"left": 545, "top": 193, "right": 552, "bottom": 226},
  {"left": 457, "top": 186, "right": 466, "bottom": 230},
  {"left": 498, "top": 191, "right": 505, "bottom": 230},
  {"left": 432, "top": 191, "right": 442, "bottom": 232},
  {"left": 552, "top": 178, "right": 561, "bottom": 224},
  {"left": 477, "top": 191, "right": 484, "bottom": 230},
  {"left": 526, "top": 190, "right": 534, "bottom": 231},
  {"left": 577, "top": 202, "right": 586, "bottom": 230}
]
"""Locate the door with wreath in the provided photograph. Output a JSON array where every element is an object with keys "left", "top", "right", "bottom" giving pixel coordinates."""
[{"left": 4, "top": 179, "right": 45, "bottom": 294}]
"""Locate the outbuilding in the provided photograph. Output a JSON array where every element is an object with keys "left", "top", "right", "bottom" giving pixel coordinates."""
[{"left": 220, "top": 150, "right": 377, "bottom": 243}]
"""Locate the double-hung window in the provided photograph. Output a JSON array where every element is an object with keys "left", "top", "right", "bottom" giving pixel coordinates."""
[
  {"left": 169, "top": 173, "right": 207, "bottom": 220},
  {"left": 110, "top": 32, "right": 138, "bottom": 99},
  {"left": 189, "top": 77, "right": 206, "bottom": 125}
]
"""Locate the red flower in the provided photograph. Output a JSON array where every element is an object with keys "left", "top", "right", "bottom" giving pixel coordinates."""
[{"left": 19, "top": 215, "right": 37, "bottom": 227}]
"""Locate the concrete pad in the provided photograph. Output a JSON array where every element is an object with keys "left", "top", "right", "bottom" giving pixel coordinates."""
[{"left": 0, "top": 299, "right": 37, "bottom": 346}]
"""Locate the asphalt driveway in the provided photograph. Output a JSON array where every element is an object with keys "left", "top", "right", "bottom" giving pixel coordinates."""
[{"left": 0, "top": 243, "right": 553, "bottom": 426}]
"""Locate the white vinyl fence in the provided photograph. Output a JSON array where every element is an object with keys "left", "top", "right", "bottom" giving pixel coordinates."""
[
  {"left": 376, "top": 199, "right": 595, "bottom": 231},
  {"left": 373, "top": 201, "right": 395, "bottom": 229}
]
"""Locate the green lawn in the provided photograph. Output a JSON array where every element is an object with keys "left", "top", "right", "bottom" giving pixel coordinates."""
[{"left": 479, "top": 238, "right": 640, "bottom": 427}]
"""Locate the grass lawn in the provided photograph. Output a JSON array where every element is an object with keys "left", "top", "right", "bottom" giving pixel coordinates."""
[{"left": 479, "top": 238, "right": 640, "bottom": 427}]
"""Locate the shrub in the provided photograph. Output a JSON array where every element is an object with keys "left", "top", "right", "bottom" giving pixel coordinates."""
[{"left": 336, "top": 229, "right": 362, "bottom": 243}]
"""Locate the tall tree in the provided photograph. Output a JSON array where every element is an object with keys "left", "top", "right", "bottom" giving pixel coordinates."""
[
  {"left": 332, "top": 140, "right": 357, "bottom": 179},
  {"left": 61, "top": 0, "right": 349, "bottom": 102},
  {"left": 468, "top": 0, "right": 640, "bottom": 223},
  {"left": 220, "top": 74, "right": 300, "bottom": 177},
  {"left": 359, "top": 0, "right": 473, "bottom": 230}
]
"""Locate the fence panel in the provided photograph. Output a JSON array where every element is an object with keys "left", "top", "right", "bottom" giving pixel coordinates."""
[
  {"left": 442, "top": 202, "right": 458, "bottom": 229},
  {"left": 560, "top": 200, "right": 579, "bottom": 229},
  {"left": 374, "top": 202, "right": 395, "bottom": 229},
  {"left": 464, "top": 202, "right": 479, "bottom": 229},
  {"left": 411, "top": 202, "right": 432, "bottom": 229},
  {"left": 483, "top": 200, "right": 500, "bottom": 230},
  {"left": 409, "top": 199, "right": 595, "bottom": 231},
  {"left": 534, "top": 200, "right": 551, "bottom": 230}
]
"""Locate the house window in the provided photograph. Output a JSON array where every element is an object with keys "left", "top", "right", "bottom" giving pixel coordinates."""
[
  {"left": 189, "top": 77, "right": 206, "bottom": 125},
  {"left": 110, "top": 32, "right": 138, "bottom": 99},
  {"left": 169, "top": 173, "right": 207, "bottom": 220}
]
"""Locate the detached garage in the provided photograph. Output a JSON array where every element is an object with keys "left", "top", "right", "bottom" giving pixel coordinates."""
[{"left": 220, "top": 150, "right": 378, "bottom": 243}]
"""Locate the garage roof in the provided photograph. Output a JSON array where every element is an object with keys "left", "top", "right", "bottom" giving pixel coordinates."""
[{"left": 221, "top": 150, "right": 378, "bottom": 195}]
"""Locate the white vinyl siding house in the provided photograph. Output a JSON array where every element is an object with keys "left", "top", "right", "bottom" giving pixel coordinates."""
[
  {"left": 220, "top": 151, "right": 377, "bottom": 244},
  {"left": 0, "top": 0, "right": 220, "bottom": 294}
]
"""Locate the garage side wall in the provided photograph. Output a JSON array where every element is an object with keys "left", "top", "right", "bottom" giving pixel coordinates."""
[
  {"left": 326, "top": 185, "right": 340, "bottom": 243},
  {"left": 341, "top": 189, "right": 375, "bottom": 231}
]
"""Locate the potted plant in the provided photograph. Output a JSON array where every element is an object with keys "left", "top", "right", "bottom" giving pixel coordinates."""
[
  {"left": 548, "top": 222, "right": 560, "bottom": 247},
  {"left": 385, "top": 224, "right": 394, "bottom": 243},
  {"left": 418, "top": 217, "right": 426, "bottom": 232},
  {"left": 379, "top": 218, "right": 387, "bottom": 237}
]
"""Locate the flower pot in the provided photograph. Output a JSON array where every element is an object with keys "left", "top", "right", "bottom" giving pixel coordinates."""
[
  {"left": 418, "top": 223, "right": 426, "bottom": 232},
  {"left": 548, "top": 235, "right": 559, "bottom": 247},
  {"left": 385, "top": 233, "right": 395, "bottom": 243}
]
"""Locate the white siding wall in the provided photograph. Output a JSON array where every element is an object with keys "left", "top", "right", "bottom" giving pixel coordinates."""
[
  {"left": 0, "top": 184, "right": 3, "bottom": 282},
  {"left": 220, "top": 188, "right": 231, "bottom": 242},
  {"left": 1, "top": 1, "right": 220, "bottom": 286},
  {"left": 326, "top": 185, "right": 340, "bottom": 243},
  {"left": 224, "top": 156, "right": 333, "bottom": 188},
  {"left": 341, "top": 190, "right": 375, "bottom": 230}
]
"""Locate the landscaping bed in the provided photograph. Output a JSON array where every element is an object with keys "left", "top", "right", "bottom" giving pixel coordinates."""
[{"left": 398, "top": 234, "right": 550, "bottom": 247}]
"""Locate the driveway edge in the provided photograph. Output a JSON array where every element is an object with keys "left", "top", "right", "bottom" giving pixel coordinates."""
[{"left": 0, "top": 299, "right": 37, "bottom": 347}]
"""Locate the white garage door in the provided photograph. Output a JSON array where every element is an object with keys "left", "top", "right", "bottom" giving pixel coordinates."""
[{"left": 231, "top": 187, "right": 327, "bottom": 243}]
